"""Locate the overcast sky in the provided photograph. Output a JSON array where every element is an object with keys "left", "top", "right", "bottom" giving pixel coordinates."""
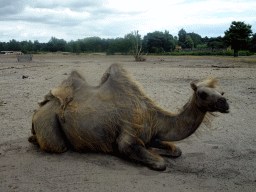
[{"left": 1, "top": 0, "right": 256, "bottom": 43}]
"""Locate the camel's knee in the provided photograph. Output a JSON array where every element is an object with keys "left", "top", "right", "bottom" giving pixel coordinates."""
[
  {"left": 117, "top": 134, "right": 135, "bottom": 154},
  {"left": 28, "top": 135, "right": 67, "bottom": 153},
  {"left": 39, "top": 140, "right": 68, "bottom": 153},
  {"left": 118, "top": 135, "right": 166, "bottom": 170}
]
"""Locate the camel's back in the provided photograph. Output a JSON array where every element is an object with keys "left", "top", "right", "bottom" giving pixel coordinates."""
[{"left": 54, "top": 64, "right": 168, "bottom": 151}]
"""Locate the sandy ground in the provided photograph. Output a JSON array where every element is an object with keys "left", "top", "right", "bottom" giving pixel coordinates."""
[{"left": 0, "top": 54, "right": 255, "bottom": 191}]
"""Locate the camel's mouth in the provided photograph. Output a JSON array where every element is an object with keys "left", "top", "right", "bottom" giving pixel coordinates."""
[
  {"left": 219, "top": 109, "right": 230, "bottom": 113},
  {"left": 217, "top": 104, "right": 230, "bottom": 113},
  {"left": 215, "top": 98, "right": 229, "bottom": 113}
]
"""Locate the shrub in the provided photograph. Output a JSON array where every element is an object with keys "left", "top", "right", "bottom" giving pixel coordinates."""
[
  {"left": 238, "top": 50, "right": 253, "bottom": 56},
  {"left": 27, "top": 51, "right": 39, "bottom": 54},
  {"left": 106, "top": 49, "right": 115, "bottom": 55}
]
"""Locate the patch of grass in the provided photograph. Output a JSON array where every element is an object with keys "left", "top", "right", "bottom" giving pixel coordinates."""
[
  {"left": 27, "top": 51, "right": 41, "bottom": 54},
  {"left": 40, "top": 51, "right": 49, "bottom": 54},
  {"left": 156, "top": 50, "right": 254, "bottom": 56},
  {"left": 106, "top": 50, "right": 115, "bottom": 55}
]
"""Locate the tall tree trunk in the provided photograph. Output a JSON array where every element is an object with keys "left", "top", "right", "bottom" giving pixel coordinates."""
[{"left": 234, "top": 48, "right": 239, "bottom": 57}]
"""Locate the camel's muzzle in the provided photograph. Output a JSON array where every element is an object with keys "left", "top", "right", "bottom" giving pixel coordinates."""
[{"left": 216, "top": 97, "right": 229, "bottom": 113}]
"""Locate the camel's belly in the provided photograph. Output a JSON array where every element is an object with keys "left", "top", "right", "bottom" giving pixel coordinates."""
[{"left": 60, "top": 109, "right": 119, "bottom": 152}]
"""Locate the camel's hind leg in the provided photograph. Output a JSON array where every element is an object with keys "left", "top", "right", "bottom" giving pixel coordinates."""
[
  {"left": 29, "top": 99, "right": 68, "bottom": 153},
  {"left": 117, "top": 130, "right": 166, "bottom": 171},
  {"left": 149, "top": 140, "right": 182, "bottom": 157}
]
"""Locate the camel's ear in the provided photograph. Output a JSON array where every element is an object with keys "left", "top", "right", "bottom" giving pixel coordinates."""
[{"left": 190, "top": 82, "right": 197, "bottom": 91}]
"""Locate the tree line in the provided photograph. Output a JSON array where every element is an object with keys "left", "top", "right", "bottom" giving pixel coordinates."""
[{"left": 0, "top": 21, "right": 255, "bottom": 56}]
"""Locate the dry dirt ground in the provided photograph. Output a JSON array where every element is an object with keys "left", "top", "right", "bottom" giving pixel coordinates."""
[{"left": 0, "top": 54, "right": 255, "bottom": 191}]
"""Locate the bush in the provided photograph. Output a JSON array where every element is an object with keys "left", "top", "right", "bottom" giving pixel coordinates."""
[
  {"left": 106, "top": 49, "right": 115, "bottom": 55},
  {"left": 238, "top": 50, "right": 253, "bottom": 56},
  {"left": 27, "top": 51, "right": 40, "bottom": 54}
]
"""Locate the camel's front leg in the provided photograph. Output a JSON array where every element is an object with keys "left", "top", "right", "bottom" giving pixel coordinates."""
[
  {"left": 117, "top": 134, "right": 166, "bottom": 171},
  {"left": 149, "top": 139, "right": 182, "bottom": 157}
]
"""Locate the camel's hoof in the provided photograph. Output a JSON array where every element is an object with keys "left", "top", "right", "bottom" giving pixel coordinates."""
[
  {"left": 171, "top": 146, "right": 182, "bottom": 158},
  {"left": 152, "top": 147, "right": 182, "bottom": 158},
  {"left": 149, "top": 160, "right": 166, "bottom": 171},
  {"left": 153, "top": 146, "right": 182, "bottom": 158}
]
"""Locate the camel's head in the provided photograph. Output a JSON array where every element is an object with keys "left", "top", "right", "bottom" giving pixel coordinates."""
[{"left": 190, "top": 78, "right": 229, "bottom": 113}]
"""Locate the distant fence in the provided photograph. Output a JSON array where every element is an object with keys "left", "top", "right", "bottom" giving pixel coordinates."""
[{"left": 17, "top": 54, "right": 33, "bottom": 62}]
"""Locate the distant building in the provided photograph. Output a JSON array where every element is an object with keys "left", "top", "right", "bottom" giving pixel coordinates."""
[
  {"left": 1, "top": 51, "right": 13, "bottom": 54},
  {"left": 0, "top": 51, "right": 23, "bottom": 55}
]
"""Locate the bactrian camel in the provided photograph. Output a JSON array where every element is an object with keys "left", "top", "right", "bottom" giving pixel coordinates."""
[{"left": 28, "top": 63, "right": 229, "bottom": 170}]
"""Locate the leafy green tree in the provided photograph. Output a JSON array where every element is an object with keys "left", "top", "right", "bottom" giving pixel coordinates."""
[
  {"left": 47, "top": 37, "right": 66, "bottom": 52},
  {"left": 0, "top": 42, "right": 5, "bottom": 51},
  {"left": 0, "top": 42, "right": 10, "bottom": 51},
  {"left": 112, "top": 36, "right": 133, "bottom": 54},
  {"left": 187, "top": 32, "right": 202, "bottom": 48},
  {"left": 207, "top": 36, "right": 225, "bottom": 50},
  {"left": 9, "top": 39, "right": 21, "bottom": 51},
  {"left": 106, "top": 40, "right": 114, "bottom": 55},
  {"left": 85, "top": 37, "right": 102, "bottom": 52},
  {"left": 178, "top": 28, "right": 187, "bottom": 48},
  {"left": 40, "top": 43, "right": 49, "bottom": 52},
  {"left": 33, "top": 40, "right": 41, "bottom": 52},
  {"left": 201, "top": 36, "right": 209, "bottom": 45},
  {"left": 48, "top": 37, "right": 57, "bottom": 52},
  {"left": 163, "top": 30, "right": 175, "bottom": 51},
  {"left": 173, "top": 36, "right": 179, "bottom": 46},
  {"left": 197, "top": 44, "right": 207, "bottom": 49},
  {"left": 208, "top": 41, "right": 222, "bottom": 50},
  {"left": 151, "top": 47, "right": 158, "bottom": 53},
  {"left": 144, "top": 31, "right": 175, "bottom": 53},
  {"left": 65, "top": 42, "right": 73, "bottom": 52},
  {"left": 224, "top": 21, "right": 253, "bottom": 57},
  {"left": 184, "top": 35, "right": 194, "bottom": 49},
  {"left": 66, "top": 40, "right": 81, "bottom": 53},
  {"left": 249, "top": 33, "right": 256, "bottom": 53},
  {"left": 20, "top": 40, "right": 33, "bottom": 53}
]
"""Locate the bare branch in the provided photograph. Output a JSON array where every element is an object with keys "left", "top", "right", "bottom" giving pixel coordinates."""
[{"left": 131, "top": 30, "right": 147, "bottom": 62}]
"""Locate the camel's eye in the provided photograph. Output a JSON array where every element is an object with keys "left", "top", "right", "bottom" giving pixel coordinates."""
[
  {"left": 221, "top": 92, "right": 224, "bottom": 96},
  {"left": 198, "top": 91, "right": 208, "bottom": 100}
]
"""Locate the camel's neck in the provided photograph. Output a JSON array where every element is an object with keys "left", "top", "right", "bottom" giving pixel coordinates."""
[{"left": 160, "top": 94, "right": 206, "bottom": 141}]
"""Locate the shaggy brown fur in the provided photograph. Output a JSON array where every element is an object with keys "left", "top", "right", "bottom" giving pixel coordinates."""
[{"left": 28, "top": 63, "right": 229, "bottom": 170}]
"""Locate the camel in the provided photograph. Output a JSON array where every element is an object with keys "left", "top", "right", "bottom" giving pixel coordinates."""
[{"left": 28, "top": 63, "right": 229, "bottom": 171}]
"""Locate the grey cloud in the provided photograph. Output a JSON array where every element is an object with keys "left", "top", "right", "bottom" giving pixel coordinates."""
[
  {"left": 0, "top": 0, "right": 140, "bottom": 30},
  {"left": 68, "top": 1, "right": 105, "bottom": 11},
  {"left": 0, "top": 0, "right": 26, "bottom": 16},
  {"left": 30, "top": 0, "right": 105, "bottom": 11},
  {"left": 0, "top": 14, "right": 81, "bottom": 29},
  {"left": 88, "top": 8, "right": 141, "bottom": 23}
]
